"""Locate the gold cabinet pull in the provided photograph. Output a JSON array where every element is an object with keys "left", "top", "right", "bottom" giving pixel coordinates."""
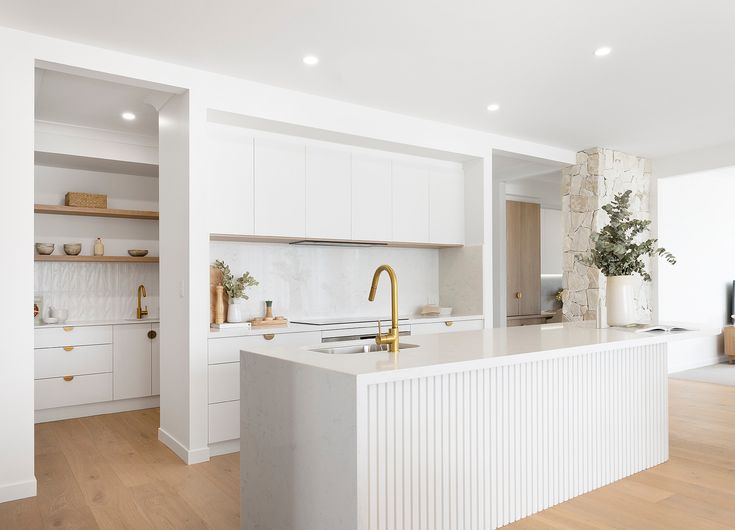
[
  {"left": 147, "top": 330, "right": 157, "bottom": 339},
  {"left": 63, "top": 346, "right": 74, "bottom": 352},
  {"left": 445, "top": 321, "right": 454, "bottom": 327},
  {"left": 263, "top": 334, "right": 275, "bottom": 341},
  {"left": 63, "top": 375, "right": 74, "bottom": 382},
  {"left": 63, "top": 326, "right": 74, "bottom": 332},
  {"left": 515, "top": 292, "right": 523, "bottom": 300}
]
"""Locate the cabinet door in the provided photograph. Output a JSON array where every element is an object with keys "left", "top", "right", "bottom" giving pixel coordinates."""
[
  {"left": 429, "top": 165, "right": 464, "bottom": 245},
  {"left": 254, "top": 137, "right": 306, "bottom": 237},
  {"left": 151, "top": 323, "right": 160, "bottom": 396},
  {"left": 506, "top": 200, "right": 522, "bottom": 317},
  {"left": 519, "top": 202, "right": 541, "bottom": 316},
  {"left": 305, "top": 146, "right": 351, "bottom": 239},
  {"left": 207, "top": 123, "right": 254, "bottom": 235},
  {"left": 113, "top": 324, "right": 152, "bottom": 400},
  {"left": 391, "top": 161, "right": 430, "bottom": 243},
  {"left": 351, "top": 155, "right": 392, "bottom": 241}
]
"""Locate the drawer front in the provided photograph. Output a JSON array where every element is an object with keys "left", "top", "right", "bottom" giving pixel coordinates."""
[
  {"left": 35, "top": 325, "right": 113, "bottom": 349},
  {"left": 208, "top": 362, "right": 240, "bottom": 404},
  {"left": 35, "top": 373, "right": 113, "bottom": 410},
  {"left": 35, "top": 344, "right": 112, "bottom": 379},
  {"left": 209, "top": 400, "right": 240, "bottom": 443},
  {"left": 410, "top": 319, "right": 484, "bottom": 335},
  {"left": 208, "top": 331, "right": 322, "bottom": 364}
]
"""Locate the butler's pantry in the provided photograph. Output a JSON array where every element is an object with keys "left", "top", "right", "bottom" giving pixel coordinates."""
[{"left": 33, "top": 67, "right": 166, "bottom": 422}]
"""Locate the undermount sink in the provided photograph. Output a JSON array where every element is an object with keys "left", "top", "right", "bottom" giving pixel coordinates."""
[{"left": 311, "top": 342, "right": 419, "bottom": 354}]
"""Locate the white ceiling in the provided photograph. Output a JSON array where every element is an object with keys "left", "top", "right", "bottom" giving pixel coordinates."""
[
  {"left": 35, "top": 68, "right": 165, "bottom": 136},
  {"left": 6, "top": 0, "right": 735, "bottom": 158}
]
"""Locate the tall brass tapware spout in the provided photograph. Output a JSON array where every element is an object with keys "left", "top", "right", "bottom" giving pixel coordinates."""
[
  {"left": 368, "top": 264, "right": 399, "bottom": 353},
  {"left": 137, "top": 284, "right": 148, "bottom": 320}
]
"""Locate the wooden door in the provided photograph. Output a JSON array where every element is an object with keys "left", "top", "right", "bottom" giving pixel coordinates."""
[
  {"left": 506, "top": 200, "right": 541, "bottom": 317},
  {"left": 519, "top": 201, "right": 541, "bottom": 315},
  {"left": 506, "top": 200, "right": 522, "bottom": 316}
]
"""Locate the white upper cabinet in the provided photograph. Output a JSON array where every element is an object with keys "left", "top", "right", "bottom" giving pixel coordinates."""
[
  {"left": 254, "top": 137, "right": 306, "bottom": 237},
  {"left": 305, "top": 146, "right": 352, "bottom": 240},
  {"left": 429, "top": 165, "right": 465, "bottom": 245},
  {"left": 207, "top": 123, "right": 254, "bottom": 235},
  {"left": 351, "top": 155, "right": 392, "bottom": 242},
  {"left": 391, "top": 161, "right": 430, "bottom": 243}
]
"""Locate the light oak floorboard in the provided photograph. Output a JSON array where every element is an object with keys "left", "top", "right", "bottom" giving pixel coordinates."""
[{"left": 0, "top": 378, "right": 732, "bottom": 529}]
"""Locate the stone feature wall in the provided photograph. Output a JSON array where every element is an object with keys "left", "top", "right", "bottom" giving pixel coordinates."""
[{"left": 561, "top": 148, "right": 652, "bottom": 322}]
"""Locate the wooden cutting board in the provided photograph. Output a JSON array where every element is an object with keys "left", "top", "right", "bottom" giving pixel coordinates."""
[{"left": 210, "top": 266, "right": 229, "bottom": 323}]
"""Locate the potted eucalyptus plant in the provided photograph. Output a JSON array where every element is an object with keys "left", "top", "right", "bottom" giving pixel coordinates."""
[
  {"left": 214, "top": 260, "right": 259, "bottom": 323},
  {"left": 580, "top": 190, "right": 676, "bottom": 326}
]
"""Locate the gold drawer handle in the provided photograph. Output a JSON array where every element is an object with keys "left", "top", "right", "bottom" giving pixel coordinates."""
[
  {"left": 263, "top": 334, "right": 275, "bottom": 341},
  {"left": 515, "top": 292, "right": 523, "bottom": 300},
  {"left": 63, "top": 346, "right": 74, "bottom": 352},
  {"left": 63, "top": 326, "right": 74, "bottom": 332},
  {"left": 63, "top": 375, "right": 74, "bottom": 382},
  {"left": 445, "top": 321, "right": 454, "bottom": 327}
]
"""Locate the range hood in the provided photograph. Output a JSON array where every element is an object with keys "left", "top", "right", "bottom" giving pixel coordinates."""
[{"left": 289, "top": 240, "right": 388, "bottom": 248}]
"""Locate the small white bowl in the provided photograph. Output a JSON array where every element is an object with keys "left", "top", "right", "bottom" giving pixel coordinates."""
[{"left": 43, "top": 317, "right": 58, "bottom": 324}]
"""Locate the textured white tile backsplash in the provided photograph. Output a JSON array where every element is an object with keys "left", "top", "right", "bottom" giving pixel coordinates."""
[
  {"left": 210, "top": 241, "right": 439, "bottom": 321},
  {"left": 34, "top": 262, "right": 159, "bottom": 321}
]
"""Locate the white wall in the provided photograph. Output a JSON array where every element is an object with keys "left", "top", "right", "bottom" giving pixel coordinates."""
[
  {"left": 658, "top": 169, "right": 732, "bottom": 370},
  {"left": 0, "top": 34, "right": 36, "bottom": 502},
  {"left": 211, "top": 242, "right": 439, "bottom": 319},
  {"left": 0, "top": 23, "right": 575, "bottom": 497},
  {"left": 540, "top": 208, "right": 562, "bottom": 275}
]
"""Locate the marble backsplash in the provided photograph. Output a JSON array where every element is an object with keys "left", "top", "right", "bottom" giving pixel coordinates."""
[
  {"left": 210, "top": 241, "right": 440, "bottom": 321},
  {"left": 35, "top": 262, "right": 159, "bottom": 321}
]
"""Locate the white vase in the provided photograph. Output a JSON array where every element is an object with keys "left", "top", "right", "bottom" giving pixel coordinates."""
[
  {"left": 606, "top": 275, "right": 639, "bottom": 326},
  {"left": 227, "top": 299, "right": 245, "bottom": 323}
]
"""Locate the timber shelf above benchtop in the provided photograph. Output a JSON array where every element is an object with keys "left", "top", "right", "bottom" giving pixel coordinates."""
[{"left": 34, "top": 204, "right": 159, "bottom": 220}]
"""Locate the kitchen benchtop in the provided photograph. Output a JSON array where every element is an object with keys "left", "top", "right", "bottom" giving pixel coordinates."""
[
  {"left": 208, "top": 314, "right": 484, "bottom": 338},
  {"left": 239, "top": 320, "right": 720, "bottom": 378},
  {"left": 35, "top": 317, "right": 160, "bottom": 329}
]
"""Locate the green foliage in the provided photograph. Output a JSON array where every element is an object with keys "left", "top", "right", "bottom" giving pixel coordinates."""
[
  {"left": 214, "top": 260, "right": 259, "bottom": 300},
  {"left": 579, "top": 190, "right": 676, "bottom": 281}
]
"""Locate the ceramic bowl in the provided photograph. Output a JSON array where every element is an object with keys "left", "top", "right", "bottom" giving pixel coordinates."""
[
  {"left": 51, "top": 308, "right": 68, "bottom": 323},
  {"left": 42, "top": 317, "right": 58, "bottom": 324},
  {"left": 63, "top": 243, "right": 82, "bottom": 256},
  {"left": 35, "top": 243, "right": 54, "bottom": 255},
  {"left": 127, "top": 249, "right": 149, "bottom": 257}
]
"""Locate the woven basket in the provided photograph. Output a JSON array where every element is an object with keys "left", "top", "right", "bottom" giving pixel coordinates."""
[{"left": 65, "top": 192, "right": 107, "bottom": 209}]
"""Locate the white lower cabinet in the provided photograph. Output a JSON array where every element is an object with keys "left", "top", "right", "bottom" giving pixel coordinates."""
[
  {"left": 34, "top": 322, "right": 160, "bottom": 421},
  {"left": 410, "top": 318, "right": 484, "bottom": 335},
  {"left": 113, "top": 324, "right": 153, "bottom": 400},
  {"left": 207, "top": 330, "right": 322, "bottom": 447},
  {"left": 35, "top": 373, "right": 113, "bottom": 410},
  {"left": 209, "top": 401, "right": 240, "bottom": 444},
  {"left": 151, "top": 323, "right": 160, "bottom": 396}
]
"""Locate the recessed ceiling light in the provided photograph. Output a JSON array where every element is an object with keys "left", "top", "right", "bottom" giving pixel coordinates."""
[
  {"left": 594, "top": 46, "right": 612, "bottom": 57},
  {"left": 486, "top": 103, "right": 500, "bottom": 112},
  {"left": 302, "top": 55, "right": 320, "bottom": 66},
  {"left": 121, "top": 112, "right": 136, "bottom": 121}
]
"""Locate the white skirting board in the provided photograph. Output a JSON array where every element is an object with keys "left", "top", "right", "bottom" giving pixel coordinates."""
[
  {"left": 158, "top": 427, "right": 210, "bottom": 465},
  {"left": 358, "top": 343, "right": 669, "bottom": 530},
  {"left": 34, "top": 395, "right": 160, "bottom": 424},
  {"left": 0, "top": 478, "right": 37, "bottom": 504}
]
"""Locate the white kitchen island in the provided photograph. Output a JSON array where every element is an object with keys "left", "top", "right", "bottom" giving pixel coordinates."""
[{"left": 240, "top": 322, "right": 716, "bottom": 530}]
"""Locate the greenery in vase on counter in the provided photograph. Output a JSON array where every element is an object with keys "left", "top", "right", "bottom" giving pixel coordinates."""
[
  {"left": 214, "top": 260, "right": 259, "bottom": 299},
  {"left": 579, "top": 190, "right": 676, "bottom": 281}
]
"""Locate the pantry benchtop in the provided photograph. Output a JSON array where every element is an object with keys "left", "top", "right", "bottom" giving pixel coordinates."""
[{"left": 35, "top": 317, "right": 160, "bottom": 329}]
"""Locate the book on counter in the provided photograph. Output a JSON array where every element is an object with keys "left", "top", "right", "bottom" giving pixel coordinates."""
[{"left": 619, "top": 323, "right": 696, "bottom": 333}]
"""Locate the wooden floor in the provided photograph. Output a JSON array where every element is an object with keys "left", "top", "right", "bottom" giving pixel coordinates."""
[{"left": 0, "top": 378, "right": 733, "bottom": 529}]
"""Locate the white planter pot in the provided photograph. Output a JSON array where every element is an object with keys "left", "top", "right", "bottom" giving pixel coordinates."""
[
  {"left": 606, "top": 275, "right": 639, "bottom": 326},
  {"left": 227, "top": 299, "right": 245, "bottom": 323}
]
